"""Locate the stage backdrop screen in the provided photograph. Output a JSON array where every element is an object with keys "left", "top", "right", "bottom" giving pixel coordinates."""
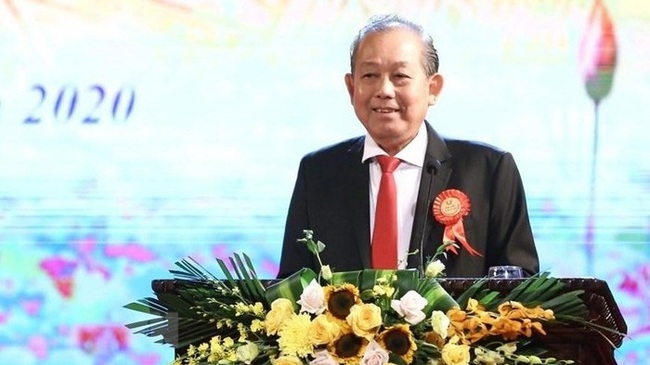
[{"left": 0, "top": 1, "right": 648, "bottom": 364}]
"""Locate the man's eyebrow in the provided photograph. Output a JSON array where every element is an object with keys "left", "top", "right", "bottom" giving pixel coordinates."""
[
  {"left": 357, "top": 61, "right": 414, "bottom": 67},
  {"left": 357, "top": 61, "right": 379, "bottom": 68}
]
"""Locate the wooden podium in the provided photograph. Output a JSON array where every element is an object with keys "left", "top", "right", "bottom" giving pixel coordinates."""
[{"left": 151, "top": 277, "right": 627, "bottom": 365}]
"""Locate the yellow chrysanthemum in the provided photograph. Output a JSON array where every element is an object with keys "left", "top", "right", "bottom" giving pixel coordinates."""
[{"left": 277, "top": 313, "right": 314, "bottom": 357}]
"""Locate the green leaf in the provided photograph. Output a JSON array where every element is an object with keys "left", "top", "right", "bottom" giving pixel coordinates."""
[
  {"left": 216, "top": 257, "right": 238, "bottom": 288},
  {"left": 265, "top": 268, "right": 317, "bottom": 309},
  {"left": 124, "top": 290, "right": 219, "bottom": 349},
  {"left": 420, "top": 278, "right": 458, "bottom": 315},
  {"left": 170, "top": 257, "right": 217, "bottom": 282},
  {"left": 455, "top": 278, "right": 490, "bottom": 308},
  {"left": 124, "top": 317, "right": 166, "bottom": 329},
  {"left": 330, "top": 270, "right": 361, "bottom": 286},
  {"left": 124, "top": 299, "right": 168, "bottom": 316},
  {"left": 477, "top": 291, "right": 501, "bottom": 308},
  {"left": 243, "top": 253, "right": 267, "bottom": 299},
  {"left": 231, "top": 254, "right": 255, "bottom": 298}
]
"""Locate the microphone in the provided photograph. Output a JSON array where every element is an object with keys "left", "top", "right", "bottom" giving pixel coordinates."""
[{"left": 418, "top": 159, "right": 440, "bottom": 275}]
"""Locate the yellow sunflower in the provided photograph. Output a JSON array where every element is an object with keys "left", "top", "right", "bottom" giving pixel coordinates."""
[
  {"left": 327, "top": 331, "right": 368, "bottom": 365},
  {"left": 324, "top": 284, "right": 361, "bottom": 321},
  {"left": 377, "top": 324, "right": 417, "bottom": 364}
]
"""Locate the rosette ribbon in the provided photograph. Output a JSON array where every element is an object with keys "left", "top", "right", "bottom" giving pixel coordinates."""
[{"left": 432, "top": 189, "right": 482, "bottom": 257}]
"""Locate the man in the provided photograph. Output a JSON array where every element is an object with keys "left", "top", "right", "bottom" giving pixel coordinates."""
[{"left": 277, "top": 14, "right": 539, "bottom": 278}]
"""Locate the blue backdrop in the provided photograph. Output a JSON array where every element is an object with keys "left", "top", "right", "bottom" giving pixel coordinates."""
[{"left": 0, "top": 1, "right": 648, "bottom": 364}]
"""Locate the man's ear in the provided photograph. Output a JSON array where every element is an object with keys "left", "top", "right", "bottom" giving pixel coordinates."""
[
  {"left": 428, "top": 73, "right": 444, "bottom": 105},
  {"left": 344, "top": 73, "right": 354, "bottom": 103}
]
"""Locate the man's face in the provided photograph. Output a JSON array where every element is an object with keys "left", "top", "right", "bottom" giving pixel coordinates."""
[{"left": 345, "top": 27, "right": 442, "bottom": 155}]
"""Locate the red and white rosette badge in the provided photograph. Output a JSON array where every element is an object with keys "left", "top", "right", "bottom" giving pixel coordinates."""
[{"left": 432, "top": 189, "right": 483, "bottom": 257}]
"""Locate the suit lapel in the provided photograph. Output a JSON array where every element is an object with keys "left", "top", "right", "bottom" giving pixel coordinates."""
[
  {"left": 407, "top": 122, "right": 452, "bottom": 270},
  {"left": 345, "top": 138, "right": 372, "bottom": 268}
]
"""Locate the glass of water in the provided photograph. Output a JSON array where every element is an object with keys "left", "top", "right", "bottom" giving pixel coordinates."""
[{"left": 487, "top": 265, "right": 524, "bottom": 279}]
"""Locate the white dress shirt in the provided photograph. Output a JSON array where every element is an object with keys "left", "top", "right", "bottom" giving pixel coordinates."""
[{"left": 362, "top": 122, "right": 427, "bottom": 268}]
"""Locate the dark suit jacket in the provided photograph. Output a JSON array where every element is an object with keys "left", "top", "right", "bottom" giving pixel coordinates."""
[{"left": 277, "top": 122, "right": 539, "bottom": 278}]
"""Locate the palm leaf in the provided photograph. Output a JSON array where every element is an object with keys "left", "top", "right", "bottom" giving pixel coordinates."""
[
  {"left": 124, "top": 317, "right": 167, "bottom": 330},
  {"left": 123, "top": 255, "right": 263, "bottom": 349},
  {"left": 124, "top": 298, "right": 169, "bottom": 317},
  {"left": 124, "top": 290, "right": 219, "bottom": 348},
  {"left": 455, "top": 278, "right": 491, "bottom": 308},
  {"left": 454, "top": 274, "right": 588, "bottom": 320},
  {"left": 243, "top": 254, "right": 266, "bottom": 298},
  {"left": 231, "top": 253, "right": 266, "bottom": 302},
  {"left": 213, "top": 253, "right": 266, "bottom": 304},
  {"left": 169, "top": 257, "right": 218, "bottom": 282}
]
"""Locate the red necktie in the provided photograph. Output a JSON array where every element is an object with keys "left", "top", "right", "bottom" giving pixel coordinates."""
[{"left": 372, "top": 155, "right": 401, "bottom": 269}]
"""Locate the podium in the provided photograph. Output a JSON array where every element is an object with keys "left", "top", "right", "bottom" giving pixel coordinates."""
[{"left": 151, "top": 277, "right": 627, "bottom": 365}]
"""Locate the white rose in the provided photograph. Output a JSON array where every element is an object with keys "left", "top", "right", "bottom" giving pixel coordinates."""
[
  {"left": 390, "top": 290, "right": 427, "bottom": 325},
  {"left": 425, "top": 260, "right": 445, "bottom": 278},
  {"left": 297, "top": 279, "right": 326, "bottom": 314},
  {"left": 310, "top": 349, "right": 339, "bottom": 365},
  {"left": 361, "top": 341, "right": 389, "bottom": 365},
  {"left": 235, "top": 342, "right": 260, "bottom": 364},
  {"left": 430, "top": 310, "right": 450, "bottom": 339}
]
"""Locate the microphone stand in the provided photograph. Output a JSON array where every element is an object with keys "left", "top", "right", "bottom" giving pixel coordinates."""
[{"left": 418, "top": 160, "right": 439, "bottom": 276}]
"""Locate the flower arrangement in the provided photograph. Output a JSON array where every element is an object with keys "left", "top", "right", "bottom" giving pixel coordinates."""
[{"left": 125, "top": 231, "right": 614, "bottom": 365}]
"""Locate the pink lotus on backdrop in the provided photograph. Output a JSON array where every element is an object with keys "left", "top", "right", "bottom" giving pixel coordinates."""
[
  {"left": 579, "top": 0, "right": 618, "bottom": 275},
  {"left": 580, "top": 0, "right": 617, "bottom": 103}
]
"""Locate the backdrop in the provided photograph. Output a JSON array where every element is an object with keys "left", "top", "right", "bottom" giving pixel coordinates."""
[{"left": 0, "top": 1, "right": 648, "bottom": 364}]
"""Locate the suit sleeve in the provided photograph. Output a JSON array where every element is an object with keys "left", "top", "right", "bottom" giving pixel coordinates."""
[
  {"left": 487, "top": 152, "right": 540, "bottom": 275},
  {"left": 277, "top": 157, "right": 317, "bottom": 278}
]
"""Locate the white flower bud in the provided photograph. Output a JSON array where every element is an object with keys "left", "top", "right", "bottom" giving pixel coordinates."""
[
  {"left": 425, "top": 260, "right": 445, "bottom": 278},
  {"left": 321, "top": 265, "right": 332, "bottom": 281}
]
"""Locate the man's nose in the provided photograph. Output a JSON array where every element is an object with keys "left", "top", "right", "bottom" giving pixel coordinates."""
[{"left": 376, "top": 76, "right": 395, "bottom": 98}]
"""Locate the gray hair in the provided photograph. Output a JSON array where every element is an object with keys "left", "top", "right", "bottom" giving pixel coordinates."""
[{"left": 349, "top": 14, "right": 439, "bottom": 77}]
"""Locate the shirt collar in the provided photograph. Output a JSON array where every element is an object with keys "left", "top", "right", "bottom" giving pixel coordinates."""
[{"left": 362, "top": 122, "right": 427, "bottom": 167}]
